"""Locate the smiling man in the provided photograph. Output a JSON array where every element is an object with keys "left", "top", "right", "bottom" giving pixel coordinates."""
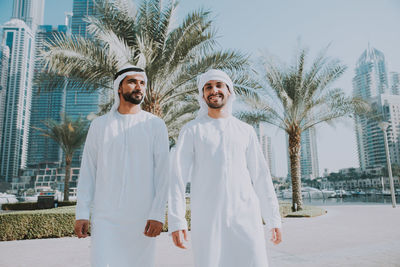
[
  {"left": 168, "top": 69, "right": 282, "bottom": 267},
  {"left": 75, "top": 65, "right": 169, "bottom": 267}
]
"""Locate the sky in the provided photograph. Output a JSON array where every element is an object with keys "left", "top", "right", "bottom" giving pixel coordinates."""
[{"left": 1, "top": 0, "right": 400, "bottom": 177}]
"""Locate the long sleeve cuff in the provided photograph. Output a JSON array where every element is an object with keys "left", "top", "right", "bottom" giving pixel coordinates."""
[
  {"left": 168, "top": 220, "right": 188, "bottom": 234},
  {"left": 266, "top": 217, "right": 282, "bottom": 230},
  {"left": 148, "top": 208, "right": 166, "bottom": 224},
  {"left": 75, "top": 205, "right": 90, "bottom": 220}
]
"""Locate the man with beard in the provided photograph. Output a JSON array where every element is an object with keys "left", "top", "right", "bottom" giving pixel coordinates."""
[
  {"left": 168, "top": 69, "right": 282, "bottom": 267},
  {"left": 75, "top": 65, "right": 169, "bottom": 267}
]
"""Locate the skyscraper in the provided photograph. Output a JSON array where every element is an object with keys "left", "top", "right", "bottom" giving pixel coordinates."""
[
  {"left": 390, "top": 72, "right": 400, "bottom": 95},
  {"left": 356, "top": 95, "right": 400, "bottom": 169},
  {"left": 260, "top": 134, "right": 276, "bottom": 177},
  {"left": 12, "top": 0, "right": 45, "bottom": 32},
  {"left": 254, "top": 123, "right": 277, "bottom": 177},
  {"left": 71, "top": 0, "right": 96, "bottom": 38},
  {"left": 28, "top": 25, "right": 69, "bottom": 167},
  {"left": 353, "top": 45, "right": 400, "bottom": 170},
  {"left": 352, "top": 45, "right": 389, "bottom": 99},
  {"left": 0, "top": 45, "right": 10, "bottom": 154},
  {"left": 0, "top": 19, "right": 35, "bottom": 181},
  {"left": 67, "top": 0, "right": 100, "bottom": 166},
  {"left": 299, "top": 127, "right": 319, "bottom": 180}
]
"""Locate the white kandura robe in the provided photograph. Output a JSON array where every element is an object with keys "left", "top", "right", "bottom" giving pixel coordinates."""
[
  {"left": 168, "top": 115, "right": 282, "bottom": 267},
  {"left": 76, "top": 110, "right": 169, "bottom": 267}
]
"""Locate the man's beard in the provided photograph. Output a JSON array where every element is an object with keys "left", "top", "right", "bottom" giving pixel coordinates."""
[
  {"left": 205, "top": 93, "right": 226, "bottom": 109},
  {"left": 122, "top": 90, "right": 143, "bottom": 105}
]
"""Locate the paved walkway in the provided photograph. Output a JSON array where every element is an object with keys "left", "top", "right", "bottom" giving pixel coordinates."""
[{"left": 0, "top": 205, "right": 399, "bottom": 267}]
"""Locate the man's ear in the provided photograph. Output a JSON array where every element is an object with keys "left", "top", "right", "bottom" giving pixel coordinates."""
[{"left": 118, "top": 78, "right": 125, "bottom": 93}]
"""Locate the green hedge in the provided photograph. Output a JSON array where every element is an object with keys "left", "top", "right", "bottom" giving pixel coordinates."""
[
  {"left": 1, "top": 201, "right": 308, "bottom": 241},
  {"left": 1, "top": 202, "right": 38, "bottom": 211},
  {"left": 1, "top": 201, "right": 77, "bottom": 211},
  {"left": 0, "top": 207, "right": 77, "bottom": 241},
  {"left": 0, "top": 206, "right": 191, "bottom": 241}
]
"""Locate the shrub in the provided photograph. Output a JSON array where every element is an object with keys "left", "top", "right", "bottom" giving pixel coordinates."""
[
  {"left": 2, "top": 202, "right": 38, "bottom": 211},
  {"left": 0, "top": 206, "right": 191, "bottom": 241},
  {"left": 1, "top": 201, "right": 296, "bottom": 241},
  {"left": 0, "top": 207, "right": 77, "bottom": 241}
]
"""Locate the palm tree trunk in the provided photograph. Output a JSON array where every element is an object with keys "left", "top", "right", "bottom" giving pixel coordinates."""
[
  {"left": 288, "top": 129, "right": 303, "bottom": 211},
  {"left": 64, "top": 154, "right": 72, "bottom": 202}
]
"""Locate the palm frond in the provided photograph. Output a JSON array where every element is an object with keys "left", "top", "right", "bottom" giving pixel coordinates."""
[
  {"left": 32, "top": 115, "right": 89, "bottom": 155},
  {"left": 39, "top": 0, "right": 256, "bottom": 137}
]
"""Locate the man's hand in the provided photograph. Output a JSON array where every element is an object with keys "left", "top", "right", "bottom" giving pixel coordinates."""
[
  {"left": 171, "top": 230, "right": 188, "bottom": 249},
  {"left": 270, "top": 228, "right": 282, "bottom": 245},
  {"left": 75, "top": 220, "right": 89, "bottom": 238},
  {"left": 144, "top": 220, "right": 163, "bottom": 237}
]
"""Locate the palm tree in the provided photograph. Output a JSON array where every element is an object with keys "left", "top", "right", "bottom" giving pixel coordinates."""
[
  {"left": 37, "top": 0, "right": 259, "bottom": 140},
  {"left": 33, "top": 115, "right": 89, "bottom": 201},
  {"left": 237, "top": 47, "right": 369, "bottom": 211}
]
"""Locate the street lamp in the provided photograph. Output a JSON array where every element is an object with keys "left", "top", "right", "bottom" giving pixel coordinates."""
[{"left": 378, "top": 122, "right": 397, "bottom": 208}]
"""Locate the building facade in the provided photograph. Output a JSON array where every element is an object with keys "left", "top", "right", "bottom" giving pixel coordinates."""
[
  {"left": 260, "top": 134, "right": 276, "bottom": 177},
  {"left": 390, "top": 72, "right": 400, "bottom": 95},
  {"left": 354, "top": 45, "right": 400, "bottom": 170},
  {"left": 0, "top": 19, "right": 36, "bottom": 181},
  {"left": 0, "top": 45, "right": 10, "bottom": 155},
  {"left": 352, "top": 45, "right": 389, "bottom": 99},
  {"left": 67, "top": 0, "right": 101, "bottom": 166},
  {"left": 299, "top": 127, "right": 319, "bottom": 180},
  {"left": 28, "top": 25, "right": 69, "bottom": 167},
  {"left": 71, "top": 0, "right": 96, "bottom": 38},
  {"left": 12, "top": 0, "right": 45, "bottom": 33},
  {"left": 255, "top": 123, "right": 277, "bottom": 177}
]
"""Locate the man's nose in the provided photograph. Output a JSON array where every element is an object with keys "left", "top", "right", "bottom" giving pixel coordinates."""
[{"left": 135, "top": 82, "right": 142, "bottom": 89}]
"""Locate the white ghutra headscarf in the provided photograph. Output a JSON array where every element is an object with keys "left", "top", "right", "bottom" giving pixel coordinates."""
[
  {"left": 112, "top": 64, "right": 148, "bottom": 111},
  {"left": 196, "top": 69, "right": 236, "bottom": 118}
]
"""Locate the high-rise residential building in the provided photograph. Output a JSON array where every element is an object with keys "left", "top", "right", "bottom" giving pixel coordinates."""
[
  {"left": 65, "top": 12, "right": 73, "bottom": 35},
  {"left": 356, "top": 95, "right": 400, "bottom": 169},
  {"left": 0, "top": 19, "right": 35, "bottom": 182},
  {"left": 260, "top": 134, "right": 276, "bottom": 177},
  {"left": 352, "top": 45, "right": 389, "bottom": 99},
  {"left": 254, "top": 123, "right": 277, "bottom": 177},
  {"left": 12, "top": 0, "right": 45, "bottom": 32},
  {"left": 299, "top": 127, "right": 319, "bottom": 180},
  {"left": 390, "top": 72, "right": 400, "bottom": 95},
  {"left": 353, "top": 45, "right": 400, "bottom": 170},
  {"left": 71, "top": 0, "right": 96, "bottom": 37},
  {"left": 0, "top": 45, "right": 10, "bottom": 154},
  {"left": 28, "top": 25, "right": 69, "bottom": 167},
  {"left": 67, "top": 0, "right": 100, "bottom": 166}
]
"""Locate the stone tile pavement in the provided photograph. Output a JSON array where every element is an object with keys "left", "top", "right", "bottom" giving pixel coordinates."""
[{"left": 0, "top": 205, "right": 399, "bottom": 267}]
